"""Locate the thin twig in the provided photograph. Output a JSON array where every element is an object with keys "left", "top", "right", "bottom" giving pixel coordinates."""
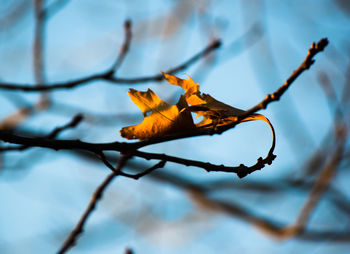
[
  {"left": 0, "top": 0, "right": 50, "bottom": 133},
  {"left": 188, "top": 185, "right": 350, "bottom": 242},
  {"left": 121, "top": 38, "right": 329, "bottom": 148},
  {"left": 131, "top": 150, "right": 260, "bottom": 175},
  {"left": 73, "top": 144, "right": 350, "bottom": 241},
  {"left": 240, "top": 38, "right": 329, "bottom": 120},
  {"left": 0, "top": 40, "right": 221, "bottom": 92},
  {"left": 0, "top": 114, "right": 84, "bottom": 152},
  {"left": 34, "top": 0, "right": 50, "bottom": 107},
  {"left": 118, "top": 160, "right": 166, "bottom": 179},
  {"left": 0, "top": 106, "right": 33, "bottom": 131},
  {"left": 57, "top": 155, "right": 130, "bottom": 254},
  {"left": 292, "top": 135, "right": 345, "bottom": 233},
  {"left": 0, "top": 38, "right": 328, "bottom": 178},
  {"left": 187, "top": 125, "right": 347, "bottom": 240},
  {"left": 109, "top": 20, "right": 132, "bottom": 73},
  {"left": 33, "top": 0, "right": 46, "bottom": 86},
  {"left": 47, "top": 114, "right": 84, "bottom": 139},
  {"left": 97, "top": 151, "right": 116, "bottom": 172}
]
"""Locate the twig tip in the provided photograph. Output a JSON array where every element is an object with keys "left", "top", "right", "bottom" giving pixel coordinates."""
[
  {"left": 124, "top": 19, "right": 132, "bottom": 28},
  {"left": 317, "top": 38, "right": 329, "bottom": 50},
  {"left": 212, "top": 39, "right": 222, "bottom": 49}
]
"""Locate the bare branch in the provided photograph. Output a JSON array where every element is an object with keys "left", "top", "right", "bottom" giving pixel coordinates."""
[
  {"left": 0, "top": 129, "right": 272, "bottom": 177},
  {"left": 0, "top": 40, "right": 221, "bottom": 92},
  {"left": 33, "top": 0, "right": 51, "bottom": 108},
  {"left": 57, "top": 155, "right": 130, "bottom": 254},
  {"left": 0, "top": 114, "right": 84, "bottom": 152},
  {"left": 120, "top": 38, "right": 329, "bottom": 148},
  {"left": 118, "top": 160, "right": 166, "bottom": 180},
  {"left": 241, "top": 38, "right": 329, "bottom": 118},
  {"left": 33, "top": 0, "right": 46, "bottom": 85},
  {"left": 109, "top": 20, "right": 132, "bottom": 73},
  {"left": 0, "top": 38, "right": 328, "bottom": 178}
]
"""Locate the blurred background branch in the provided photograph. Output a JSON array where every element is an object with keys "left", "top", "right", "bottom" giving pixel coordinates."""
[{"left": 0, "top": 1, "right": 349, "bottom": 254}]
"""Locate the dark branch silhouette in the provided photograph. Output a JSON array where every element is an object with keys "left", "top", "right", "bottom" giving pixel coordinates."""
[
  {"left": 58, "top": 155, "right": 131, "bottom": 254},
  {"left": 0, "top": 10, "right": 337, "bottom": 251},
  {"left": 1, "top": 1, "right": 348, "bottom": 253},
  {"left": 0, "top": 38, "right": 329, "bottom": 180},
  {"left": 0, "top": 40, "right": 221, "bottom": 92},
  {"left": 0, "top": 113, "right": 83, "bottom": 152}
]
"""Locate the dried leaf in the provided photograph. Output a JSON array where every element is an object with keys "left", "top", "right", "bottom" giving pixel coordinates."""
[
  {"left": 120, "top": 89, "right": 195, "bottom": 140},
  {"left": 162, "top": 73, "right": 275, "bottom": 160},
  {"left": 121, "top": 73, "right": 275, "bottom": 147},
  {"left": 164, "top": 72, "right": 253, "bottom": 127}
]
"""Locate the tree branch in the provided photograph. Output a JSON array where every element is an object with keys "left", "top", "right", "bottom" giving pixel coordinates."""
[
  {"left": 0, "top": 114, "right": 84, "bottom": 152},
  {"left": 0, "top": 38, "right": 328, "bottom": 178},
  {"left": 57, "top": 155, "right": 130, "bottom": 254},
  {"left": 0, "top": 40, "right": 221, "bottom": 92},
  {"left": 121, "top": 38, "right": 329, "bottom": 148},
  {"left": 240, "top": 38, "right": 329, "bottom": 119},
  {"left": 109, "top": 20, "right": 132, "bottom": 74},
  {"left": 57, "top": 156, "right": 165, "bottom": 253},
  {"left": 118, "top": 160, "right": 166, "bottom": 180}
]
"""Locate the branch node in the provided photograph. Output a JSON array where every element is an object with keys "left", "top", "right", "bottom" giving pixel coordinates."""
[
  {"left": 237, "top": 164, "right": 248, "bottom": 178},
  {"left": 267, "top": 154, "right": 277, "bottom": 165},
  {"left": 211, "top": 39, "right": 222, "bottom": 49},
  {"left": 257, "top": 157, "right": 263, "bottom": 164}
]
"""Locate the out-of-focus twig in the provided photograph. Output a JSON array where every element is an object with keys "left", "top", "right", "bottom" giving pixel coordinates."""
[
  {"left": 186, "top": 123, "right": 347, "bottom": 240},
  {"left": 0, "top": 38, "right": 328, "bottom": 179},
  {"left": 33, "top": 0, "right": 46, "bottom": 86},
  {"left": 188, "top": 186, "right": 350, "bottom": 242},
  {"left": 0, "top": 1, "right": 30, "bottom": 32},
  {"left": 57, "top": 151, "right": 165, "bottom": 253},
  {"left": 272, "top": 125, "right": 347, "bottom": 238},
  {"left": 57, "top": 155, "right": 130, "bottom": 254},
  {"left": 318, "top": 71, "right": 345, "bottom": 123},
  {"left": 124, "top": 40, "right": 328, "bottom": 146},
  {"left": 109, "top": 20, "right": 132, "bottom": 74},
  {"left": 0, "top": 114, "right": 84, "bottom": 152},
  {"left": 238, "top": 38, "right": 329, "bottom": 119},
  {"left": 66, "top": 145, "right": 350, "bottom": 242},
  {"left": 0, "top": 107, "right": 32, "bottom": 131},
  {"left": 0, "top": 1, "right": 49, "bottom": 132},
  {"left": 33, "top": 0, "right": 50, "bottom": 108},
  {"left": 0, "top": 40, "right": 221, "bottom": 92}
]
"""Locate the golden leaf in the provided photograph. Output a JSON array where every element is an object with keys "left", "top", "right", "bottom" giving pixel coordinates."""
[
  {"left": 120, "top": 88, "right": 195, "bottom": 140},
  {"left": 121, "top": 73, "right": 275, "bottom": 144},
  {"left": 163, "top": 72, "right": 252, "bottom": 127},
  {"left": 162, "top": 73, "right": 275, "bottom": 148}
]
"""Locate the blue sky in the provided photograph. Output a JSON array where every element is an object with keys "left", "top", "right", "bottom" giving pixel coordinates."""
[{"left": 1, "top": 0, "right": 350, "bottom": 253}]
